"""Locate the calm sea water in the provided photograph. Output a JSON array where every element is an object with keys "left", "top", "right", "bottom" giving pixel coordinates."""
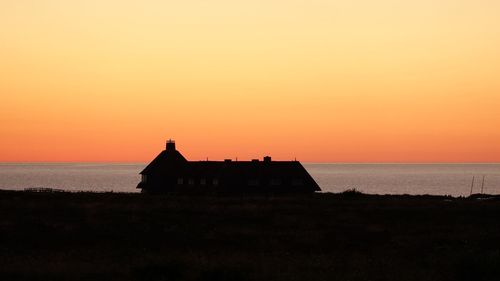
[{"left": 0, "top": 163, "right": 499, "bottom": 196}]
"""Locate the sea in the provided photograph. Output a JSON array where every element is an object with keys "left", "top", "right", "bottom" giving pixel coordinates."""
[{"left": 0, "top": 163, "right": 499, "bottom": 197}]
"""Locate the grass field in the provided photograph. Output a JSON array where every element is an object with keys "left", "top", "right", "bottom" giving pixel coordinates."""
[{"left": 1, "top": 190, "right": 500, "bottom": 281}]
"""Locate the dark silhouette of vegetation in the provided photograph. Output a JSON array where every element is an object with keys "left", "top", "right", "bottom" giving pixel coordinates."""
[
  {"left": 340, "top": 188, "right": 364, "bottom": 197},
  {"left": 1, "top": 190, "right": 500, "bottom": 281}
]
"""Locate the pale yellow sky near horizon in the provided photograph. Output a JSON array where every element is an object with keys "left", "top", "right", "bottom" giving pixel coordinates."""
[{"left": 1, "top": 0, "right": 500, "bottom": 162}]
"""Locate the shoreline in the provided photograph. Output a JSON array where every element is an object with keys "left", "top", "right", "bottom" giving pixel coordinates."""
[{"left": 2, "top": 188, "right": 500, "bottom": 199}]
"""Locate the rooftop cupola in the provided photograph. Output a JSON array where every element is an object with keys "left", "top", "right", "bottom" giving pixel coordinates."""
[{"left": 166, "top": 139, "right": 176, "bottom": 151}]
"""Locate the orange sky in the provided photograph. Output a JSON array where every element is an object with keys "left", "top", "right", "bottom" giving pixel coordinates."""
[{"left": 1, "top": 0, "right": 500, "bottom": 162}]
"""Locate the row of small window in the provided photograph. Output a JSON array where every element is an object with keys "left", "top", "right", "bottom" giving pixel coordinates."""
[
  {"left": 175, "top": 178, "right": 304, "bottom": 186},
  {"left": 142, "top": 175, "right": 303, "bottom": 187},
  {"left": 178, "top": 178, "right": 219, "bottom": 186}
]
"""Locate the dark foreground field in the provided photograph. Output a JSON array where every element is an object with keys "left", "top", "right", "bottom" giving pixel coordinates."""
[{"left": 1, "top": 190, "right": 500, "bottom": 281}]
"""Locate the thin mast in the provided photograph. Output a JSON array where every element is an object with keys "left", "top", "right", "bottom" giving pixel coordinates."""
[
  {"left": 470, "top": 176, "right": 475, "bottom": 196},
  {"left": 481, "top": 175, "right": 485, "bottom": 194}
]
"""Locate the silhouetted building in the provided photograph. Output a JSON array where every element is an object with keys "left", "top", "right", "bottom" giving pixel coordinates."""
[{"left": 137, "top": 140, "right": 321, "bottom": 193}]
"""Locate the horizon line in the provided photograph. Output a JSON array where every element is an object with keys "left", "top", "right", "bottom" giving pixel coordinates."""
[{"left": 1, "top": 161, "right": 500, "bottom": 165}]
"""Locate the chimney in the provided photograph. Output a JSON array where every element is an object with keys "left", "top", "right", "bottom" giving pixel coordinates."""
[
  {"left": 263, "top": 156, "right": 272, "bottom": 162},
  {"left": 166, "top": 139, "right": 176, "bottom": 151}
]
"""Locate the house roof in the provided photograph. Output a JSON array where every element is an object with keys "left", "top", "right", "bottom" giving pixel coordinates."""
[
  {"left": 140, "top": 149, "right": 188, "bottom": 175},
  {"left": 139, "top": 142, "right": 321, "bottom": 192}
]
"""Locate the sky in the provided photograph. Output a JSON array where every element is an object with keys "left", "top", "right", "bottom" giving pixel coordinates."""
[{"left": 1, "top": 0, "right": 500, "bottom": 162}]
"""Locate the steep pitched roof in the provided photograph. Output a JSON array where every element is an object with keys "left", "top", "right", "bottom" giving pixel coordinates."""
[
  {"left": 186, "top": 161, "right": 320, "bottom": 191},
  {"left": 140, "top": 149, "right": 188, "bottom": 175}
]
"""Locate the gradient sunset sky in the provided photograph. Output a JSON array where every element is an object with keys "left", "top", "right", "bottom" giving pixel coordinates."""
[{"left": 1, "top": 0, "right": 499, "bottom": 162}]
